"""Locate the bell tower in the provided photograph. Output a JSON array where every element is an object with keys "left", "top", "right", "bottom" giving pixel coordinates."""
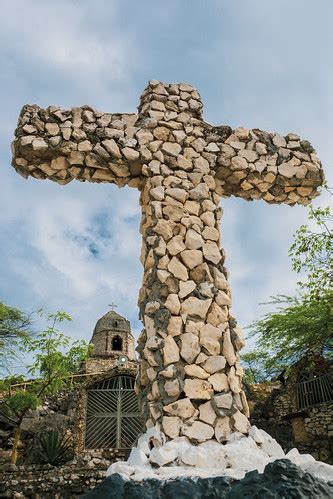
[{"left": 84, "top": 310, "right": 136, "bottom": 374}]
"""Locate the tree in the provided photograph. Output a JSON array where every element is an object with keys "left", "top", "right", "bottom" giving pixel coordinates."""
[
  {"left": 0, "top": 302, "right": 33, "bottom": 371},
  {"left": 246, "top": 291, "right": 332, "bottom": 379},
  {"left": 242, "top": 350, "right": 274, "bottom": 384},
  {"left": 1, "top": 391, "right": 40, "bottom": 465},
  {"left": 289, "top": 188, "right": 332, "bottom": 296},
  {"left": 244, "top": 189, "right": 332, "bottom": 381},
  {"left": 26, "top": 311, "right": 90, "bottom": 395},
  {"left": 0, "top": 311, "right": 91, "bottom": 464}
]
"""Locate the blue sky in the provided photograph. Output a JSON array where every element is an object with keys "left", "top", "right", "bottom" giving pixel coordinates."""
[{"left": 0, "top": 0, "right": 332, "bottom": 373}]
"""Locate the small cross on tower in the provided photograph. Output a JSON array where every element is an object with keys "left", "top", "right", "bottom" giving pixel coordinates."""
[{"left": 108, "top": 302, "right": 117, "bottom": 312}]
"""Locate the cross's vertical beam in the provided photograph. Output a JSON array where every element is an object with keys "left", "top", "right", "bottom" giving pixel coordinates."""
[{"left": 134, "top": 82, "right": 249, "bottom": 443}]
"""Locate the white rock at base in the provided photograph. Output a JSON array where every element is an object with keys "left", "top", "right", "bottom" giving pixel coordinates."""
[
  {"left": 258, "top": 428, "right": 285, "bottom": 458},
  {"left": 195, "top": 440, "right": 226, "bottom": 469},
  {"left": 150, "top": 442, "right": 178, "bottom": 466},
  {"left": 106, "top": 425, "right": 333, "bottom": 484},
  {"left": 249, "top": 425, "right": 265, "bottom": 444},
  {"left": 223, "top": 436, "right": 269, "bottom": 474},
  {"left": 304, "top": 461, "right": 333, "bottom": 483},
  {"left": 285, "top": 448, "right": 315, "bottom": 468},
  {"left": 106, "top": 461, "right": 134, "bottom": 477},
  {"left": 127, "top": 448, "right": 150, "bottom": 467}
]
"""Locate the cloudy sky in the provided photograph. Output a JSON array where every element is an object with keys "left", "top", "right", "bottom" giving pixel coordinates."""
[{"left": 0, "top": 0, "right": 332, "bottom": 373}]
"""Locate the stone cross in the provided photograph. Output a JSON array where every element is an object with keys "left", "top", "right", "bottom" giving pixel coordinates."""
[{"left": 11, "top": 81, "right": 324, "bottom": 444}]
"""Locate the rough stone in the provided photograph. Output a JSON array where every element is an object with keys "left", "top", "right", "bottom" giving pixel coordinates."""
[
  {"left": 181, "top": 297, "right": 212, "bottom": 320},
  {"left": 162, "top": 142, "right": 182, "bottom": 157},
  {"left": 162, "top": 416, "right": 181, "bottom": 438},
  {"left": 167, "top": 235, "right": 186, "bottom": 255},
  {"left": 167, "top": 316, "right": 183, "bottom": 336},
  {"left": 228, "top": 366, "right": 241, "bottom": 393},
  {"left": 202, "top": 226, "right": 219, "bottom": 241},
  {"left": 102, "top": 139, "right": 122, "bottom": 158},
  {"left": 163, "top": 336, "right": 180, "bottom": 365},
  {"left": 184, "top": 379, "right": 213, "bottom": 400},
  {"left": 184, "top": 364, "right": 210, "bottom": 379},
  {"left": 232, "top": 410, "right": 250, "bottom": 434},
  {"left": 164, "top": 294, "right": 181, "bottom": 315},
  {"left": 164, "top": 398, "right": 196, "bottom": 418},
  {"left": 202, "top": 355, "right": 226, "bottom": 374},
  {"left": 167, "top": 257, "right": 188, "bottom": 281},
  {"left": 214, "top": 393, "right": 233, "bottom": 409},
  {"left": 199, "top": 401, "right": 217, "bottom": 425},
  {"left": 222, "top": 329, "right": 236, "bottom": 366},
  {"left": 207, "top": 302, "right": 228, "bottom": 327},
  {"left": 185, "top": 228, "right": 204, "bottom": 249},
  {"left": 199, "top": 324, "right": 221, "bottom": 355},
  {"left": 215, "top": 417, "right": 231, "bottom": 442},
  {"left": 208, "top": 373, "right": 229, "bottom": 392},
  {"left": 178, "top": 280, "right": 196, "bottom": 298},
  {"left": 203, "top": 241, "right": 221, "bottom": 264},
  {"left": 180, "top": 249, "right": 203, "bottom": 269},
  {"left": 150, "top": 444, "right": 178, "bottom": 466},
  {"left": 122, "top": 147, "right": 139, "bottom": 161},
  {"left": 180, "top": 333, "right": 201, "bottom": 363},
  {"left": 164, "top": 379, "right": 180, "bottom": 397},
  {"left": 182, "top": 421, "right": 215, "bottom": 442}
]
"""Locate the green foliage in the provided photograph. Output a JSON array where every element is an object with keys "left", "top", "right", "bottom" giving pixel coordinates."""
[
  {"left": 289, "top": 190, "right": 332, "bottom": 296},
  {"left": 0, "top": 302, "right": 32, "bottom": 369},
  {"left": 0, "top": 375, "right": 26, "bottom": 395},
  {"left": 0, "top": 309, "right": 90, "bottom": 463},
  {"left": 247, "top": 290, "right": 332, "bottom": 379},
  {"left": 24, "top": 311, "right": 91, "bottom": 395},
  {"left": 245, "top": 190, "right": 333, "bottom": 382},
  {"left": 32, "top": 430, "right": 74, "bottom": 466},
  {"left": 242, "top": 351, "right": 278, "bottom": 384},
  {"left": 1, "top": 391, "right": 40, "bottom": 424}
]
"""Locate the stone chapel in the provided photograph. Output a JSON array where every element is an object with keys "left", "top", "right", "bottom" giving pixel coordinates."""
[
  {"left": 80, "top": 310, "right": 142, "bottom": 451},
  {"left": 84, "top": 309, "right": 137, "bottom": 374}
]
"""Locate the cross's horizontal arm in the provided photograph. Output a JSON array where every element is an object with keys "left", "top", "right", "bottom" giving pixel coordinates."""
[
  {"left": 212, "top": 126, "right": 324, "bottom": 205},
  {"left": 11, "top": 82, "right": 324, "bottom": 206},
  {"left": 11, "top": 105, "right": 147, "bottom": 188}
]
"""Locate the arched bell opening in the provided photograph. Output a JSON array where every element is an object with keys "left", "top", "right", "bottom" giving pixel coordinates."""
[{"left": 112, "top": 335, "right": 123, "bottom": 351}]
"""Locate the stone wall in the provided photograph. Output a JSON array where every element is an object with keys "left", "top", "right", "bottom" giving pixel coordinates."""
[
  {"left": 250, "top": 382, "right": 333, "bottom": 464},
  {"left": 0, "top": 449, "right": 128, "bottom": 498},
  {"left": 306, "top": 402, "right": 333, "bottom": 440}
]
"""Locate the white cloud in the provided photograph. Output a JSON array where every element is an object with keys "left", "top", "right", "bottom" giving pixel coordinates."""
[
  {"left": 0, "top": 1, "right": 130, "bottom": 82},
  {"left": 0, "top": 0, "right": 332, "bottom": 372}
]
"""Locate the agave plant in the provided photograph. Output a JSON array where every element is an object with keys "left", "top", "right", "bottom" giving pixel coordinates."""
[{"left": 33, "top": 430, "right": 74, "bottom": 466}]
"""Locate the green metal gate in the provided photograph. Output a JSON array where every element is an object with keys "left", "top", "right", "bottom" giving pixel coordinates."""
[
  {"left": 85, "top": 375, "right": 143, "bottom": 449},
  {"left": 295, "top": 372, "right": 332, "bottom": 411}
]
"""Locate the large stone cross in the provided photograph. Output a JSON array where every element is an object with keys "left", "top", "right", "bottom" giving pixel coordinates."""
[{"left": 11, "top": 81, "right": 324, "bottom": 444}]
